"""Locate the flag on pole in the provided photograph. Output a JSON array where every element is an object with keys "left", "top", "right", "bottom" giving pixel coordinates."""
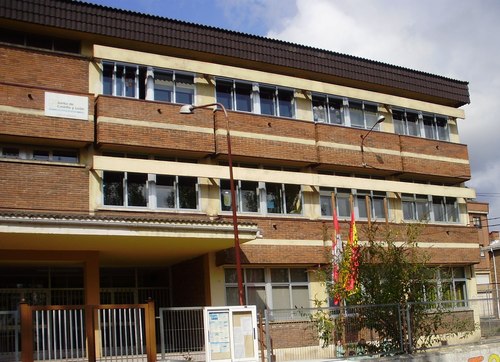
[
  {"left": 345, "top": 210, "right": 360, "bottom": 293},
  {"left": 331, "top": 208, "right": 344, "bottom": 305}
]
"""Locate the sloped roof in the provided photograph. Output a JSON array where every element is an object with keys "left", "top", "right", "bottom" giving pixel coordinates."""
[{"left": 0, "top": 0, "right": 470, "bottom": 107}]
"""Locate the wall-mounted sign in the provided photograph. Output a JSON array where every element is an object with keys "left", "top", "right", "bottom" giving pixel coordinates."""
[{"left": 44, "top": 92, "right": 88, "bottom": 120}]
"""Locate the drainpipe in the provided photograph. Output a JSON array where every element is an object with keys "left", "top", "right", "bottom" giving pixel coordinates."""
[
  {"left": 487, "top": 245, "right": 500, "bottom": 317},
  {"left": 492, "top": 251, "right": 500, "bottom": 317}
]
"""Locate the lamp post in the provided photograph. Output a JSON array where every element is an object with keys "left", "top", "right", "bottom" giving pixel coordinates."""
[
  {"left": 179, "top": 103, "right": 245, "bottom": 305},
  {"left": 360, "top": 115, "right": 385, "bottom": 153}
]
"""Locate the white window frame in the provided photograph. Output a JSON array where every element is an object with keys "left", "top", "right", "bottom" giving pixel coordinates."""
[
  {"left": 102, "top": 61, "right": 195, "bottom": 104},
  {"left": 311, "top": 94, "right": 346, "bottom": 125},
  {"left": 224, "top": 267, "right": 309, "bottom": 311},
  {"left": 102, "top": 171, "right": 199, "bottom": 211},
  {"left": 220, "top": 179, "right": 260, "bottom": 214}
]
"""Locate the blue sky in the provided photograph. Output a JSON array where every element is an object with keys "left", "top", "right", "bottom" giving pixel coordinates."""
[{"left": 83, "top": 0, "right": 500, "bottom": 223}]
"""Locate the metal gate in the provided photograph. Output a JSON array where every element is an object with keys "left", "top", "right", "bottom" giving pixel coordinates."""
[{"left": 0, "top": 310, "right": 19, "bottom": 362}]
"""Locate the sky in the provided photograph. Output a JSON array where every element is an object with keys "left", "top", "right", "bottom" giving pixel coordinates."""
[{"left": 84, "top": 0, "right": 500, "bottom": 226}]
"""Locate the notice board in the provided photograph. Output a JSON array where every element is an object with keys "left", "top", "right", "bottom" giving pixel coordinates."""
[{"left": 204, "top": 306, "right": 257, "bottom": 362}]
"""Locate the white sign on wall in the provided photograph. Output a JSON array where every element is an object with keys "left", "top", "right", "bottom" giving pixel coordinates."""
[{"left": 44, "top": 92, "right": 89, "bottom": 120}]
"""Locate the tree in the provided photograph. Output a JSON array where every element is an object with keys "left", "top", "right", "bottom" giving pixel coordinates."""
[{"left": 311, "top": 222, "right": 472, "bottom": 355}]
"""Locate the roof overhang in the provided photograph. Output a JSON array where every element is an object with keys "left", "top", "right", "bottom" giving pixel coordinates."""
[{"left": 0, "top": 213, "right": 259, "bottom": 266}]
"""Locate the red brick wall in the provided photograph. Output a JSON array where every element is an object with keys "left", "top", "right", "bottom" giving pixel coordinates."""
[
  {"left": 96, "top": 96, "right": 215, "bottom": 153},
  {"left": 0, "top": 162, "right": 89, "bottom": 212},
  {"left": 0, "top": 84, "right": 93, "bottom": 143},
  {"left": 215, "top": 112, "right": 318, "bottom": 163},
  {"left": 0, "top": 45, "right": 89, "bottom": 93}
]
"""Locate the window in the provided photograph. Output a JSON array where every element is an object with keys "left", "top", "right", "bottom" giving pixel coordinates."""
[
  {"left": 320, "top": 187, "right": 387, "bottom": 220},
  {"left": 426, "top": 267, "right": 468, "bottom": 308},
  {"left": 393, "top": 109, "right": 420, "bottom": 137},
  {"left": 1, "top": 146, "right": 79, "bottom": 163},
  {"left": 472, "top": 216, "right": 482, "bottom": 228},
  {"left": 260, "top": 86, "right": 294, "bottom": 118},
  {"left": 403, "top": 194, "right": 459, "bottom": 223},
  {"left": 102, "top": 171, "right": 198, "bottom": 210},
  {"left": 224, "top": 268, "right": 309, "bottom": 312},
  {"left": 1, "top": 147, "right": 19, "bottom": 158},
  {"left": 312, "top": 95, "right": 344, "bottom": 124},
  {"left": 356, "top": 190, "right": 386, "bottom": 220},
  {"left": 103, "top": 171, "right": 147, "bottom": 207},
  {"left": 103, "top": 62, "right": 194, "bottom": 104},
  {"left": 220, "top": 180, "right": 259, "bottom": 213},
  {"left": 423, "top": 114, "right": 449, "bottom": 141},
  {"left": 265, "top": 182, "right": 302, "bottom": 215},
  {"left": 320, "top": 188, "right": 351, "bottom": 218},
  {"left": 216, "top": 79, "right": 253, "bottom": 112},
  {"left": 348, "top": 100, "right": 379, "bottom": 129},
  {"left": 0, "top": 28, "right": 80, "bottom": 53},
  {"left": 402, "top": 194, "right": 430, "bottom": 221},
  {"left": 432, "top": 196, "right": 459, "bottom": 223}
]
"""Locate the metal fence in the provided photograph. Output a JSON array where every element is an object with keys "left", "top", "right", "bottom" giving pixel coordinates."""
[
  {"left": 264, "top": 304, "right": 403, "bottom": 361},
  {"left": 263, "top": 297, "right": 500, "bottom": 361},
  {"left": 0, "top": 310, "right": 19, "bottom": 362},
  {"left": 18, "top": 302, "right": 156, "bottom": 362},
  {"left": 158, "top": 307, "right": 205, "bottom": 361}
]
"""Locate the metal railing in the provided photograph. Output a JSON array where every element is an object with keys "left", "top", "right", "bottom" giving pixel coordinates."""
[
  {"left": 19, "top": 301, "right": 156, "bottom": 362},
  {"left": 262, "top": 298, "right": 500, "bottom": 361},
  {"left": 0, "top": 310, "right": 19, "bottom": 362},
  {"left": 158, "top": 307, "right": 205, "bottom": 361}
]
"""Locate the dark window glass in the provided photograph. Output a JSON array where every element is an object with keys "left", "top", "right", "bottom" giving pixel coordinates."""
[
  {"left": 33, "top": 150, "right": 49, "bottom": 161},
  {"left": 52, "top": 37, "right": 80, "bottom": 53},
  {"left": 240, "top": 181, "right": 258, "bottom": 212},
  {"left": 103, "top": 63, "right": 113, "bottom": 95},
  {"left": 155, "top": 71, "right": 173, "bottom": 102},
  {"left": 2, "top": 147, "right": 19, "bottom": 158},
  {"left": 220, "top": 179, "right": 234, "bottom": 211},
  {"left": 127, "top": 172, "right": 147, "bottom": 207},
  {"left": 175, "top": 74, "right": 194, "bottom": 104},
  {"left": 278, "top": 89, "right": 293, "bottom": 117},
  {"left": 0, "top": 28, "right": 25, "bottom": 45},
  {"left": 26, "top": 34, "right": 52, "bottom": 49},
  {"left": 53, "top": 150, "right": 78, "bottom": 163},
  {"left": 103, "top": 171, "right": 124, "bottom": 206},
  {"left": 285, "top": 184, "right": 301, "bottom": 214},
  {"left": 178, "top": 176, "right": 197, "bottom": 209},
  {"left": 260, "top": 87, "right": 275, "bottom": 115},
  {"left": 124, "top": 66, "right": 136, "bottom": 97},
  {"left": 216, "top": 80, "right": 233, "bottom": 110},
  {"left": 235, "top": 83, "right": 252, "bottom": 112},
  {"left": 157, "top": 175, "right": 176, "bottom": 208},
  {"left": 266, "top": 183, "right": 283, "bottom": 213}
]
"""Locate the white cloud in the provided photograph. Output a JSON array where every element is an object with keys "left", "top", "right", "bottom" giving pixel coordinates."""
[{"left": 262, "top": 0, "right": 500, "bottom": 222}]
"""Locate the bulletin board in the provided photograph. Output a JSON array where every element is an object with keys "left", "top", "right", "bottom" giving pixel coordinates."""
[{"left": 204, "top": 306, "right": 257, "bottom": 362}]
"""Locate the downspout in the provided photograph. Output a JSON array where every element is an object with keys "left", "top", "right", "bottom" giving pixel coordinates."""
[{"left": 488, "top": 247, "right": 500, "bottom": 317}]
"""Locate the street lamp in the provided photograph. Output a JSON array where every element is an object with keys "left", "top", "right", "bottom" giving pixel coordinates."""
[
  {"left": 179, "top": 102, "right": 245, "bottom": 306},
  {"left": 360, "top": 115, "right": 385, "bottom": 153}
]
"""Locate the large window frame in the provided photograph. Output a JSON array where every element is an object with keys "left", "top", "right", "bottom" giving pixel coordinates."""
[
  {"left": 259, "top": 85, "right": 295, "bottom": 118},
  {"left": 0, "top": 145, "right": 79, "bottom": 164},
  {"left": 320, "top": 187, "right": 387, "bottom": 220},
  {"left": 312, "top": 95, "right": 345, "bottom": 124},
  {"left": 394, "top": 108, "right": 450, "bottom": 141},
  {"left": 102, "top": 62, "right": 195, "bottom": 104},
  {"left": 215, "top": 79, "right": 253, "bottom": 113},
  {"left": 424, "top": 267, "right": 468, "bottom": 308},
  {"left": 224, "top": 267, "right": 309, "bottom": 312},
  {"left": 402, "top": 193, "right": 459, "bottom": 223},
  {"left": 102, "top": 171, "right": 199, "bottom": 211}
]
